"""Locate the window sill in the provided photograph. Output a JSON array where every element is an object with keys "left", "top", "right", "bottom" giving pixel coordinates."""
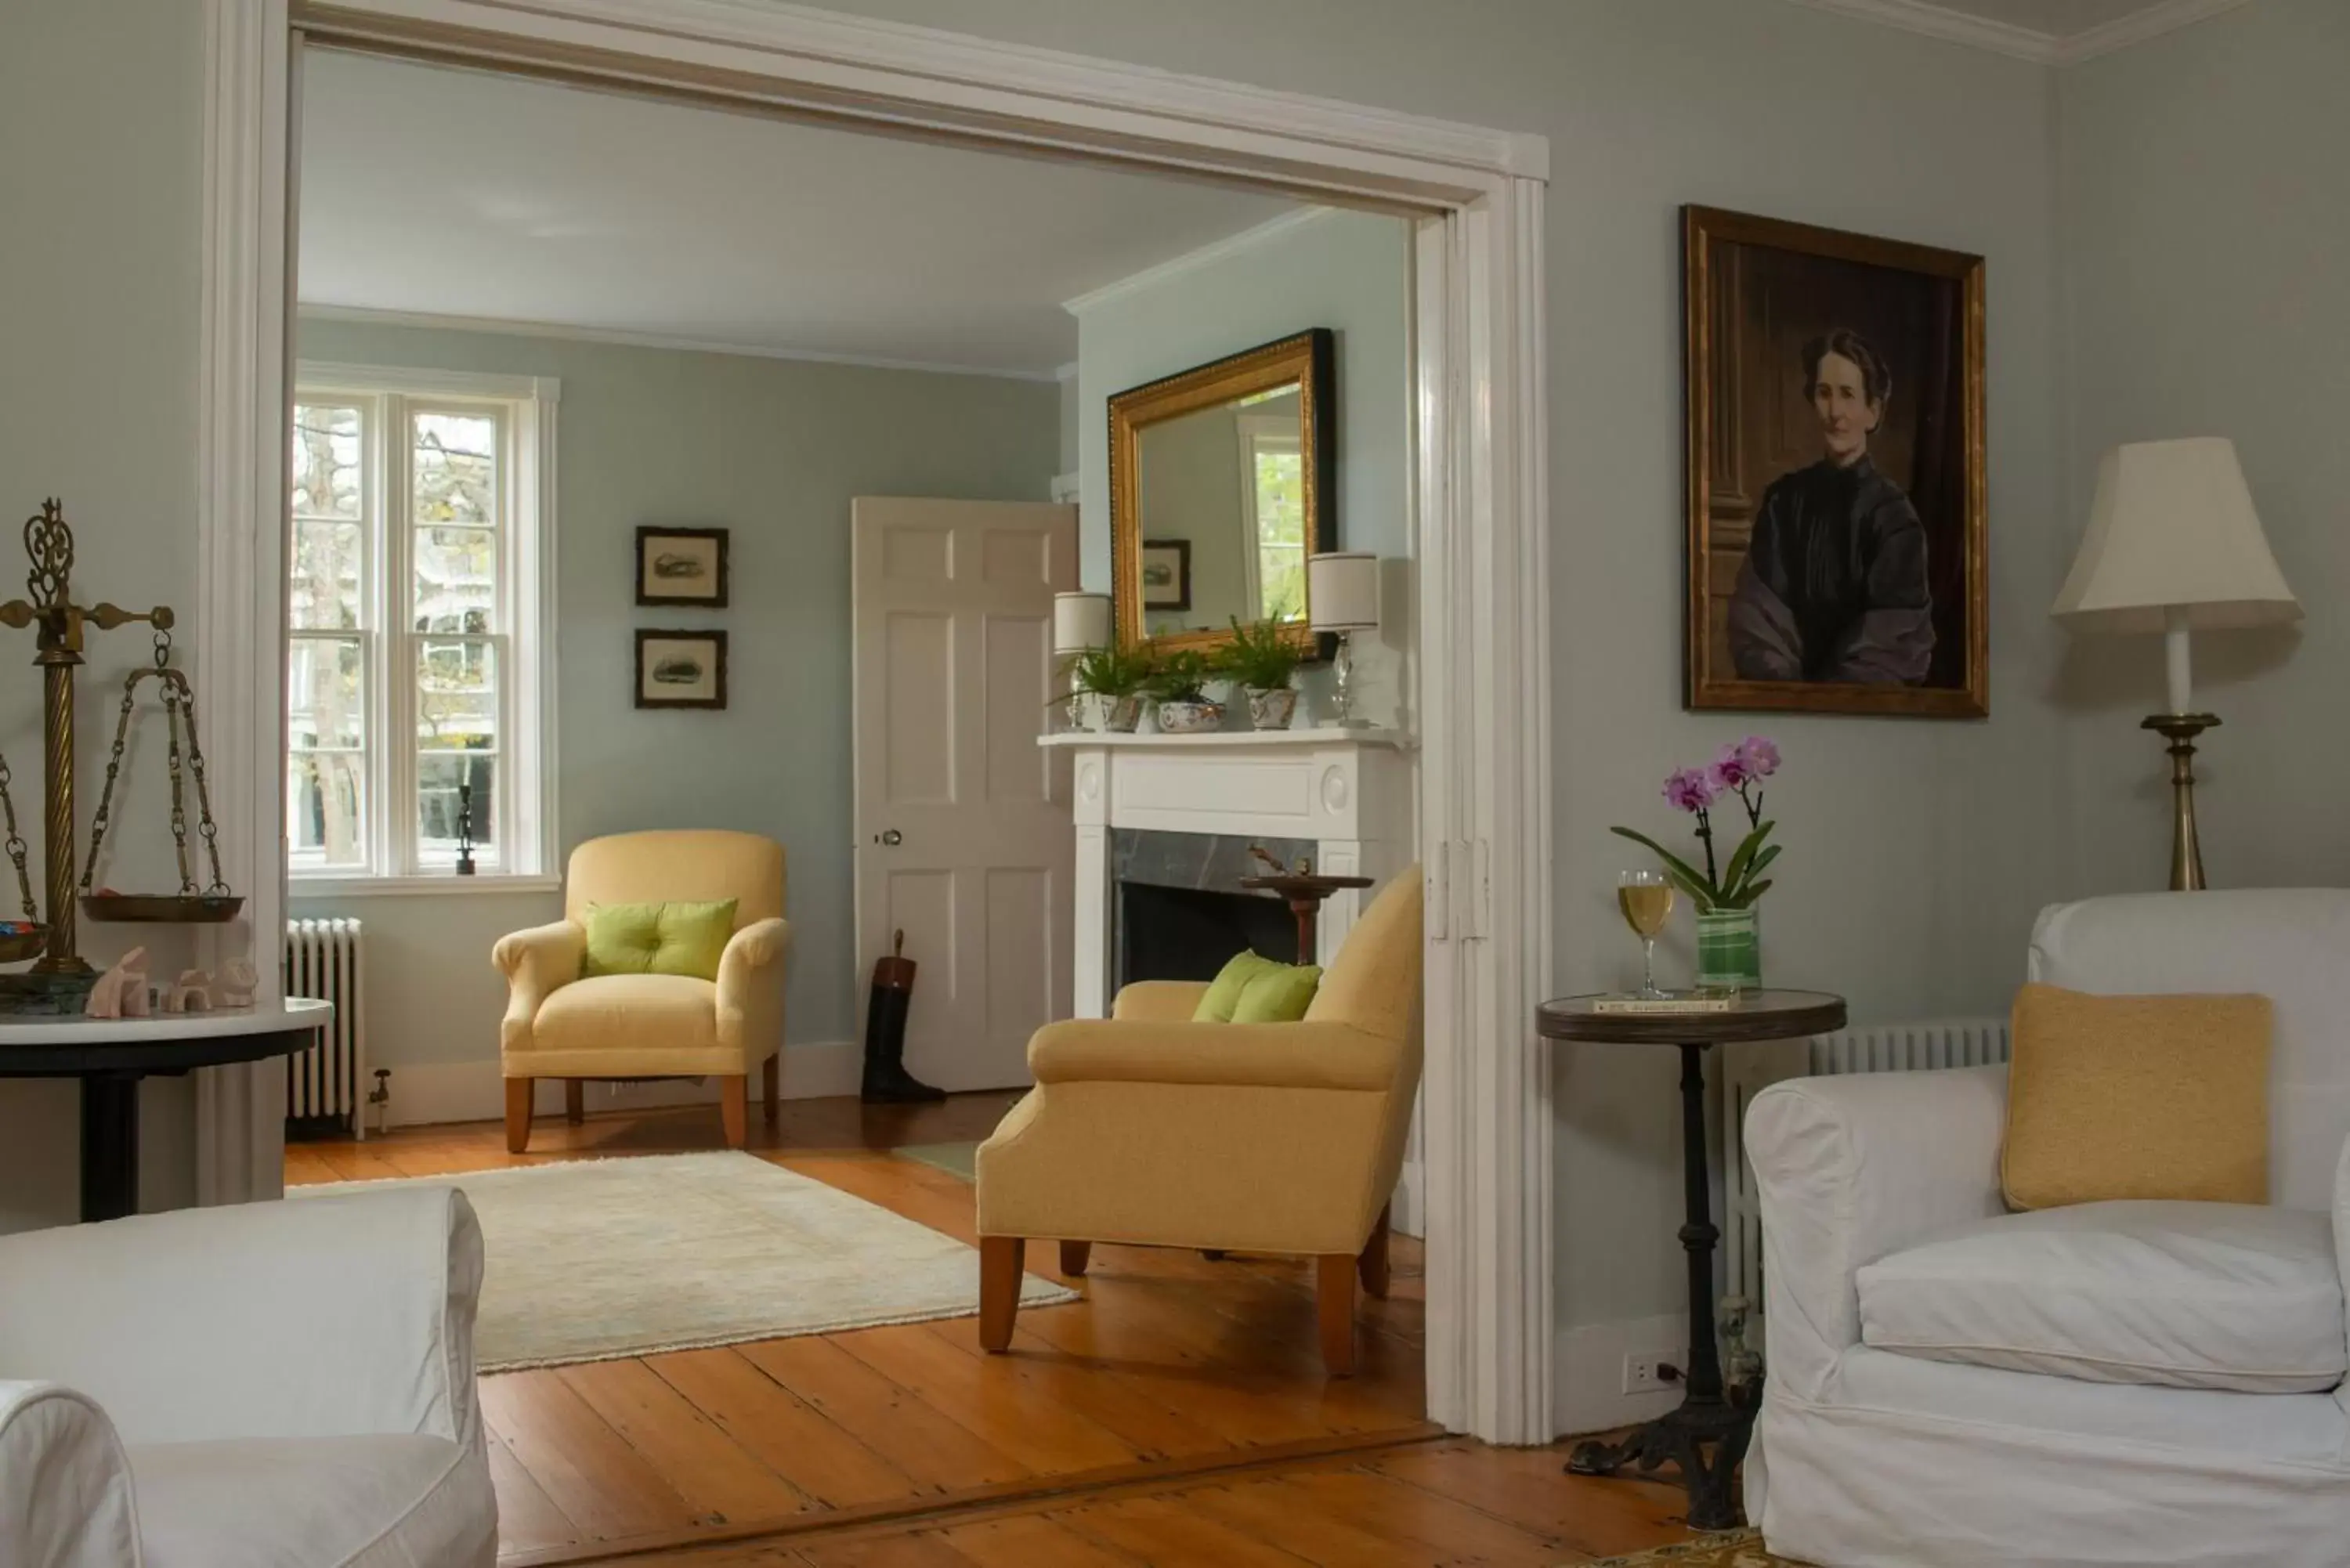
[{"left": 288, "top": 873, "right": 562, "bottom": 899}]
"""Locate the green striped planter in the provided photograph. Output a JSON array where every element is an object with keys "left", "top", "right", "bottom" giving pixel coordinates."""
[{"left": 1696, "top": 905, "right": 1762, "bottom": 991}]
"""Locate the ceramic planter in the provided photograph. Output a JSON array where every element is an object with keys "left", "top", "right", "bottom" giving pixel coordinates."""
[
  {"left": 1245, "top": 685, "right": 1298, "bottom": 731},
  {"left": 1091, "top": 693, "right": 1144, "bottom": 733},
  {"left": 1154, "top": 699, "right": 1223, "bottom": 735}
]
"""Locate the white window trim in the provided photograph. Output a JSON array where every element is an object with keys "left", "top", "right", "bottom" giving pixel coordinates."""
[
  {"left": 1234, "top": 412, "right": 1300, "bottom": 621},
  {"left": 291, "top": 361, "right": 559, "bottom": 895}
]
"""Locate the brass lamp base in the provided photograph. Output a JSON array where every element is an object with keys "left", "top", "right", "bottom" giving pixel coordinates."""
[{"left": 2141, "top": 713, "right": 2218, "bottom": 891}]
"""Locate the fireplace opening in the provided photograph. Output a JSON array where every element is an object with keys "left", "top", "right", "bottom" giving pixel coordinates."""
[
  {"left": 1117, "top": 882, "right": 1300, "bottom": 983},
  {"left": 1109, "top": 828, "right": 1316, "bottom": 989}
]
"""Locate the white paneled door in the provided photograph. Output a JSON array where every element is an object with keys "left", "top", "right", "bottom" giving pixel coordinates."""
[{"left": 852, "top": 498, "right": 1077, "bottom": 1092}]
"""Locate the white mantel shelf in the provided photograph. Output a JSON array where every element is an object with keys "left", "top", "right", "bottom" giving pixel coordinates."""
[{"left": 1039, "top": 727, "right": 1414, "bottom": 750}]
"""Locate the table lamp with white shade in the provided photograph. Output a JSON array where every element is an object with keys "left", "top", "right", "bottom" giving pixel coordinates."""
[
  {"left": 1307, "top": 551, "right": 1380, "bottom": 728},
  {"left": 2051, "top": 436, "right": 2301, "bottom": 891},
  {"left": 1052, "top": 591, "right": 1112, "bottom": 728}
]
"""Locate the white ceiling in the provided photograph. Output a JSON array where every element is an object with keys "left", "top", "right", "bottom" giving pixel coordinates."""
[{"left": 296, "top": 49, "right": 1298, "bottom": 378}]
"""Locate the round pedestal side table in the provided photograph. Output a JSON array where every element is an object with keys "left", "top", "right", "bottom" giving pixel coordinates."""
[
  {"left": 1535, "top": 988, "right": 1846, "bottom": 1531},
  {"left": 0, "top": 999, "right": 333, "bottom": 1223}
]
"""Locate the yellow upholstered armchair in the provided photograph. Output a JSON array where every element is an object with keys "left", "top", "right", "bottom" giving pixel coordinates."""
[
  {"left": 974, "top": 865, "right": 1423, "bottom": 1375},
  {"left": 493, "top": 830, "right": 790, "bottom": 1153}
]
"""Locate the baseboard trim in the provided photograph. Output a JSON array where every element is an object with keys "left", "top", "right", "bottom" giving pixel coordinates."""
[
  {"left": 374, "top": 1042, "right": 862, "bottom": 1129},
  {"left": 1553, "top": 1311, "right": 1690, "bottom": 1438}
]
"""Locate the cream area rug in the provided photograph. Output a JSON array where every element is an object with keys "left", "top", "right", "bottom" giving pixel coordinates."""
[{"left": 294, "top": 1151, "right": 1076, "bottom": 1372}]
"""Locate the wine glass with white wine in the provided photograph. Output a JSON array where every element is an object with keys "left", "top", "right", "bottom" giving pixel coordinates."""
[{"left": 1618, "top": 869, "right": 1675, "bottom": 999}]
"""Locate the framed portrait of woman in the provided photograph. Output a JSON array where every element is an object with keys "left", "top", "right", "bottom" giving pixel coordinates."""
[{"left": 1683, "top": 206, "right": 1987, "bottom": 718}]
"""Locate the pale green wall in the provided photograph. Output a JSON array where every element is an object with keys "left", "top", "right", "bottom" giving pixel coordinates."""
[
  {"left": 0, "top": 0, "right": 212, "bottom": 1230},
  {"left": 2056, "top": 0, "right": 2346, "bottom": 891},
  {"left": 291, "top": 317, "right": 1059, "bottom": 1065}
]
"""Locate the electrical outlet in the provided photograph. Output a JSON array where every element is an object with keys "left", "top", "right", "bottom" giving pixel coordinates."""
[{"left": 1622, "top": 1350, "right": 1684, "bottom": 1395}]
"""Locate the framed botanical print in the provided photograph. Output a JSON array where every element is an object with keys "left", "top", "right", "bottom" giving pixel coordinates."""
[
  {"left": 635, "top": 526, "right": 729, "bottom": 608},
  {"left": 634, "top": 628, "right": 728, "bottom": 710},
  {"left": 1683, "top": 206, "right": 1987, "bottom": 718},
  {"left": 1138, "top": 538, "right": 1192, "bottom": 612}
]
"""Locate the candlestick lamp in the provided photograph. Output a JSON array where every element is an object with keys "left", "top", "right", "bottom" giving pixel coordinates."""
[{"left": 2051, "top": 437, "right": 2300, "bottom": 890}]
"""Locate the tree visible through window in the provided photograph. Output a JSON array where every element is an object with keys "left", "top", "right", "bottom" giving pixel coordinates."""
[{"left": 288, "top": 374, "right": 550, "bottom": 880}]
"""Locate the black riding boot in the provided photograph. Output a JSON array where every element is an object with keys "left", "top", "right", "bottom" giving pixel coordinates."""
[{"left": 862, "top": 934, "right": 945, "bottom": 1104}]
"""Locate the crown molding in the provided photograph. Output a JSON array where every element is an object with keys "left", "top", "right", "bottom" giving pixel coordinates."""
[
  {"left": 294, "top": 303, "right": 1062, "bottom": 381},
  {"left": 1773, "top": 0, "right": 2061, "bottom": 63},
  {"left": 1061, "top": 208, "right": 1333, "bottom": 316},
  {"left": 1773, "top": 0, "right": 2256, "bottom": 66},
  {"left": 2055, "top": 0, "right": 2254, "bottom": 63}
]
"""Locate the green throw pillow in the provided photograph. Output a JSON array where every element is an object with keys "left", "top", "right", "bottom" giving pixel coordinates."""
[
  {"left": 1194, "top": 951, "right": 1288, "bottom": 1021},
  {"left": 1231, "top": 963, "right": 1321, "bottom": 1023},
  {"left": 582, "top": 899, "right": 737, "bottom": 981}
]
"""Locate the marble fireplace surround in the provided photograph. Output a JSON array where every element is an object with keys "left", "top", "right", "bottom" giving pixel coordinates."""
[{"left": 1038, "top": 728, "right": 1415, "bottom": 1019}]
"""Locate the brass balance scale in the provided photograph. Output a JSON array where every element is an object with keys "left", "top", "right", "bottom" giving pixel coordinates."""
[{"left": 0, "top": 500, "right": 240, "bottom": 1013}]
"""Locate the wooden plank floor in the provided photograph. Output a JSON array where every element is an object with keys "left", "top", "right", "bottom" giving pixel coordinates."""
[{"left": 291, "top": 1093, "right": 1694, "bottom": 1566}]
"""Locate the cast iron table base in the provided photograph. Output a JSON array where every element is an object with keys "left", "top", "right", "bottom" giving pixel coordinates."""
[{"left": 1537, "top": 990, "right": 1846, "bottom": 1531}]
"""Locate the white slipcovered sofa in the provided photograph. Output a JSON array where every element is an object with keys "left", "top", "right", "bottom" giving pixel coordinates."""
[
  {"left": 1747, "top": 889, "right": 2350, "bottom": 1568},
  {"left": 0, "top": 1187, "right": 497, "bottom": 1568}
]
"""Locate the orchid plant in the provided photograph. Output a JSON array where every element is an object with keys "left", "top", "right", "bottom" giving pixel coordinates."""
[{"left": 1611, "top": 736, "right": 1782, "bottom": 913}]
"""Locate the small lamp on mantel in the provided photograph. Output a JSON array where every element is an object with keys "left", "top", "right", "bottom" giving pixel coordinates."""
[
  {"left": 2052, "top": 437, "right": 2301, "bottom": 891},
  {"left": 1051, "top": 591, "right": 1112, "bottom": 729},
  {"left": 1307, "top": 551, "right": 1381, "bottom": 728}
]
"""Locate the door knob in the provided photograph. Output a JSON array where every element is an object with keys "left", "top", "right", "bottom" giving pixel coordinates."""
[{"left": 877, "top": 829, "right": 903, "bottom": 846}]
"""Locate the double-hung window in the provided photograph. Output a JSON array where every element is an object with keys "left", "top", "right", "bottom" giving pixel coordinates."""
[{"left": 287, "top": 365, "right": 557, "bottom": 888}]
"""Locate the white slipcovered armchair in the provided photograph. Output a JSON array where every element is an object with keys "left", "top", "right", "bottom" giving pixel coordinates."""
[
  {"left": 1746, "top": 890, "right": 2350, "bottom": 1567},
  {"left": 0, "top": 1187, "right": 496, "bottom": 1568}
]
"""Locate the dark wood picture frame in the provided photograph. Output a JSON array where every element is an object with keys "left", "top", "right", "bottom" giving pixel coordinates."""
[
  {"left": 1683, "top": 206, "right": 1987, "bottom": 718},
  {"left": 1138, "top": 538, "right": 1192, "bottom": 612},
  {"left": 634, "top": 526, "right": 730, "bottom": 609},
  {"left": 634, "top": 628, "right": 728, "bottom": 710}
]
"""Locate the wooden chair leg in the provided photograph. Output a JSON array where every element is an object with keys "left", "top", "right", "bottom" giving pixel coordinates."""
[
  {"left": 762, "top": 1053, "right": 780, "bottom": 1125},
  {"left": 720, "top": 1075, "right": 749, "bottom": 1149},
  {"left": 1358, "top": 1203, "right": 1393, "bottom": 1299},
  {"left": 504, "top": 1078, "right": 533, "bottom": 1154},
  {"left": 1317, "top": 1253, "right": 1358, "bottom": 1376},
  {"left": 564, "top": 1080, "right": 584, "bottom": 1125},
  {"left": 980, "top": 1237, "right": 1024, "bottom": 1352},
  {"left": 1059, "top": 1240, "right": 1091, "bottom": 1277}
]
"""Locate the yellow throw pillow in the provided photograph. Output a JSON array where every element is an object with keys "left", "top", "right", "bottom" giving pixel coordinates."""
[
  {"left": 2001, "top": 981, "right": 2272, "bottom": 1211},
  {"left": 583, "top": 899, "right": 737, "bottom": 982}
]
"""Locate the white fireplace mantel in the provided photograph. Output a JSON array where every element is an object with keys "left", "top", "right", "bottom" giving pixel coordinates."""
[{"left": 1042, "top": 728, "right": 1415, "bottom": 1017}]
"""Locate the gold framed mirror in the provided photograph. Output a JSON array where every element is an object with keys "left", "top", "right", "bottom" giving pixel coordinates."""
[{"left": 1108, "top": 328, "right": 1336, "bottom": 656}]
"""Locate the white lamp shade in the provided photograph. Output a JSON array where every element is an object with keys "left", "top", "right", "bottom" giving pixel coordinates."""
[
  {"left": 2052, "top": 437, "right": 2301, "bottom": 634},
  {"left": 1052, "top": 591, "right": 1112, "bottom": 653},
  {"left": 1307, "top": 551, "right": 1380, "bottom": 632}
]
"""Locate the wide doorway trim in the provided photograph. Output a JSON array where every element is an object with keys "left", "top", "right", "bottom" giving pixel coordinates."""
[{"left": 204, "top": 0, "right": 1556, "bottom": 1442}]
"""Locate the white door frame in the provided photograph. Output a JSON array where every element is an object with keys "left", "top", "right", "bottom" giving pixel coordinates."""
[{"left": 203, "top": 0, "right": 1556, "bottom": 1443}]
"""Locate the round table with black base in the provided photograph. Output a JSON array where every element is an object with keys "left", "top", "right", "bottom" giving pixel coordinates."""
[
  {"left": 1535, "top": 988, "right": 1846, "bottom": 1532},
  {"left": 0, "top": 999, "right": 333, "bottom": 1223}
]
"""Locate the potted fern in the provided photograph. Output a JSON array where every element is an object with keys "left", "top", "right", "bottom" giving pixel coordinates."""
[
  {"left": 1144, "top": 646, "right": 1223, "bottom": 734},
  {"left": 1217, "top": 617, "right": 1303, "bottom": 731},
  {"left": 1058, "top": 642, "right": 1155, "bottom": 733}
]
